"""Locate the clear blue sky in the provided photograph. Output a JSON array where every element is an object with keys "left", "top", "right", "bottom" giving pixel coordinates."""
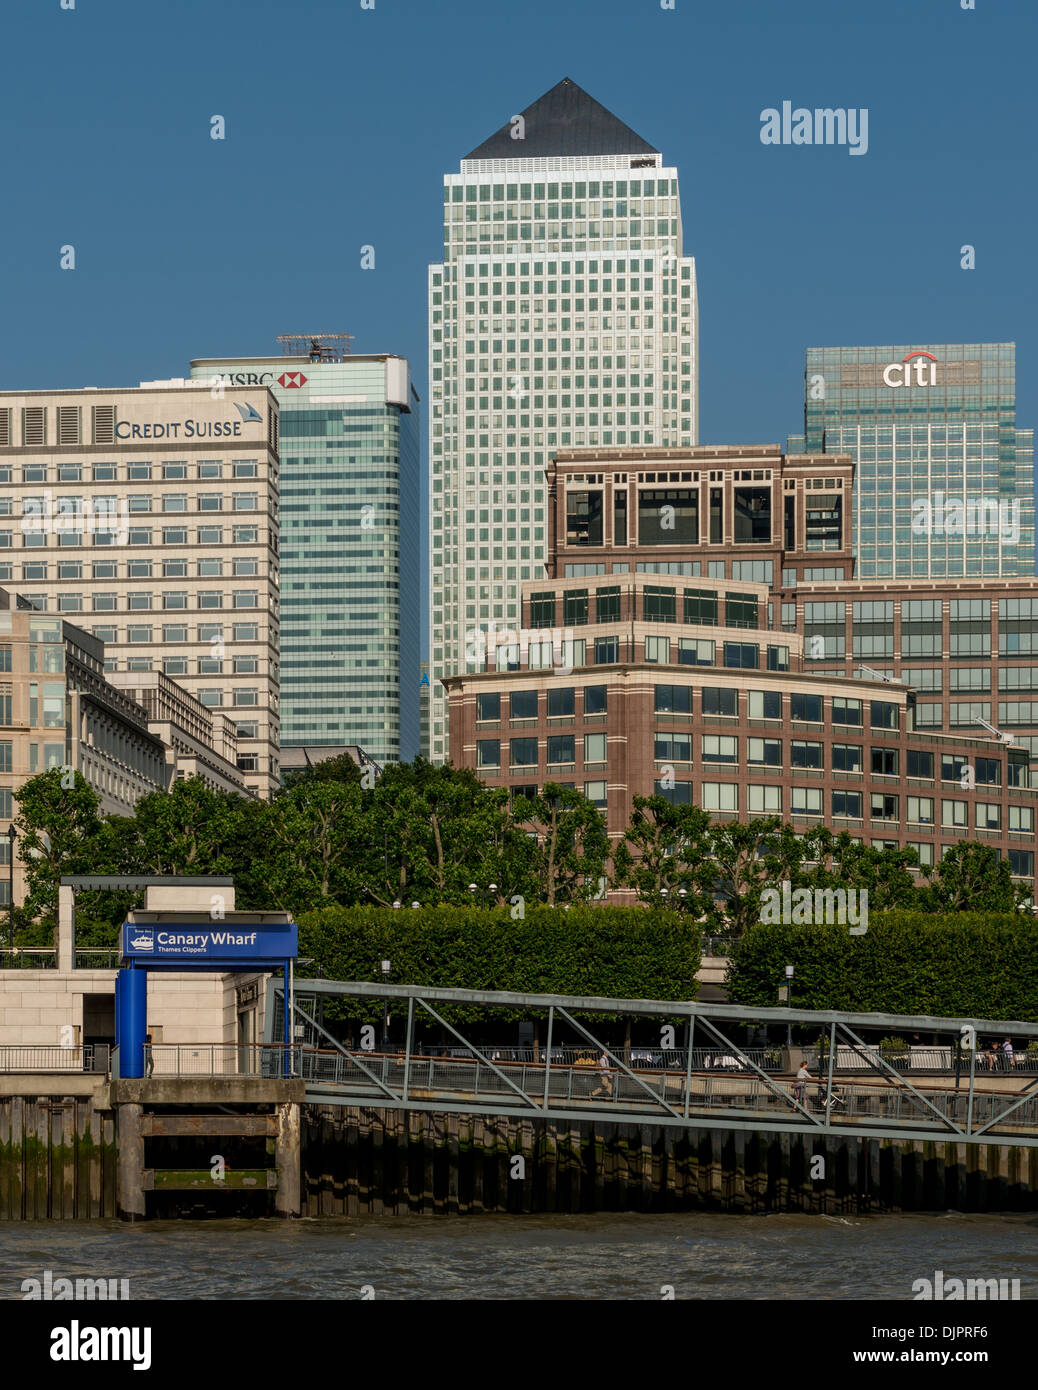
[{"left": 2, "top": 0, "right": 1036, "bottom": 446}]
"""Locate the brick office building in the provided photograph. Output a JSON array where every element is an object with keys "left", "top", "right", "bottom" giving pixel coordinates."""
[{"left": 443, "top": 445, "right": 1038, "bottom": 897}]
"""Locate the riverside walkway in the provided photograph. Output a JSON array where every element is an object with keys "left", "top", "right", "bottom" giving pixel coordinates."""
[{"left": 266, "top": 980, "right": 1038, "bottom": 1150}]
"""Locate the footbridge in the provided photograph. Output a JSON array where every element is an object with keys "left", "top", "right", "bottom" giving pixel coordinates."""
[{"left": 261, "top": 979, "right": 1038, "bottom": 1150}]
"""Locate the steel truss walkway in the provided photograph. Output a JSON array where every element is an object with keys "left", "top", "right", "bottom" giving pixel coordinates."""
[{"left": 266, "top": 980, "right": 1038, "bottom": 1149}]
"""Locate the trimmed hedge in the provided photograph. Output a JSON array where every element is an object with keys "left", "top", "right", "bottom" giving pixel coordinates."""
[
  {"left": 726, "top": 912, "right": 1038, "bottom": 1020},
  {"left": 297, "top": 904, "right": 701, "bottom": 1024}
]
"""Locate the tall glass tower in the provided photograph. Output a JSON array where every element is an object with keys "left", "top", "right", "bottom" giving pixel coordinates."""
[
  {"left": 427, "top": 77, "right": 698, "bottom": 761},
  {"left": 191, "top": 350, "right": 420, "bottom": 764},
  {"left": 787, "top": 343, "right": 1034, "bottom": 579}
]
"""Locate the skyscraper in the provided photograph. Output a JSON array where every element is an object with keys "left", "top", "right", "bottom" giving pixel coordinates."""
[
  {"left": 427, "top": 77, "right": 698, "bottom": 761},
  {"left": 190, "top": 349, "right": 420, "bottom": 764},
  {"left": 787, "top": 343, "right": 1035, "bottom": 579}
]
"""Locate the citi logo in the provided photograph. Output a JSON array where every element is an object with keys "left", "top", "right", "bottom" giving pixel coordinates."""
[
  {"left": 883, "top": 351, "right": 938, "bottom": 387},
  {"left": 278, "top": 372, "right": 307, "bottom": 388}
]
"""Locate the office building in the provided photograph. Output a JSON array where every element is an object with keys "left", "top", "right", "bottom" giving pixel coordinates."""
[
  {"left": 428, "top": 76, "right": 699, "bottom": 761},
  {"left": 189, "top": 344, "right": 420, "bottom": 764},
  {"left": 0, "top": 384, "right": 280, "bottom": 795},
  {"left": 443, "top": 444, "right": 1038, "bottom": 900},
  {"left": 786, "top": 343, "right": 1035, "bottom": 579}
]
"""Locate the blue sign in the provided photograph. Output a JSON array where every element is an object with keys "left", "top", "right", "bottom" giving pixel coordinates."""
[{"left": 122, "top": 920, "right": 297, "bottom": 961}]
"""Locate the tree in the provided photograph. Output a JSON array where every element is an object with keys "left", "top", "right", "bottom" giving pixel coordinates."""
[
  {"left": 261, "top": 779, "right": 372, "bottom": 911},
  {"left": 611, "top": 795, "right": 714, "bottom": 913},
  {"left": 14, "top": 770, "right": 113, "bottom": 925},
  {"left": 279, "top": 752, "right": 363, "bottom": 792},
  {"left": 512, "top": 784, "right": 609, "bottom": 906},
  {"left": 924, "top": 841, "right": 1023, "bottom": 913},
  {"left": 705, "top": 817, "right": 789, "bottom": 936}
]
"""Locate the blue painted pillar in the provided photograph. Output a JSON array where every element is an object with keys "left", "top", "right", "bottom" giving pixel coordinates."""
[
  {"left": 120, "top": 966, "right": 148, "bottom": 1078},
  {"left": 114, "top": 970, "right": 123, "bottom": 1077}
]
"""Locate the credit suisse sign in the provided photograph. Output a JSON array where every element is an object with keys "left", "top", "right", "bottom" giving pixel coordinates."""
[{"left": 123, "top": 921, "right": 298, "bottom": 960}]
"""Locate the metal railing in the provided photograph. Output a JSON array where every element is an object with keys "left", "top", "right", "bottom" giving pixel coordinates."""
[
  {"left": 806, "top": 1045, "right": 1038, "bottom": 1076},
  {"left": 142, "top": 1044, "right": 294, "bottom": 1079},
  {"left": 0, "top": 1044, "right": 107, "bottom": 1073},
  {"left": 0, "top": 949, "right": 57, "bottom": 970}
]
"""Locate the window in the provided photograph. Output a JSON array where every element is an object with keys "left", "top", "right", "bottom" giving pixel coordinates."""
[
  {"left": 232, "top": 493, "right": 258, "bottom": 511},
  {"left": 198, "top": 559, "right": 223, "bottom": 577},
  {"left": 198, "top": 689, "right": 222, "bottom": 709},
  {"left": 748, "top": 784, "right": 782, "bottom": 814},
  {"left": 791, "top": 741, "right": 823, "bottom": 769},
  {"left": 163, "top": 560, "right": 187, "bottom": 578},
  {"left": 655, "top": 685, "right": 692, "bottom": 714},
  {"left": 902, "top": 599, "right": 942, "bottom": 657},
  {"left": 645, "top": 635, "right": 670, "bottom": 664},
  {"left": 767, "top": 645, "right": 789, "bottom": 672},
  {"left": 233, "top": 526, "right": 257, "bottom": 544},
  {"left": 942, "top": 799, "right": 967, "bottom": 828},
  {"left": 163, "top": 624, "right": 188, "bottom": 642},
  {"left": 871, "top": 747, "right": 898, "bottom": 775},
  {"left": 908, "top": 842, "right": 935, "bottom": 869},
  {"left": 162, "top": 462, "right": 187, "bottom": 480},
  {"left": 510, "top": 738, "right": 538, "bottom": 767},
  {"left": 678, "top": 637, "right": 714, "bottom": 666},
  {"left": 584, "top": 780, "right": 608, "bottom": 808},
  {"left": 654, "top": 780, "right": 693, "bottom": 805},
  {"left": 584, "top": 732, "right": 608, "bottom": 762},
  {"left": 999, "top": 598, "right": 1038, "bottom": 656},
  {"left": 584, "top": 685, "right": 607, "bottom": 715},
  {"left": 199, "top": 592, "right": 223, "bottom": 609},
  {"left": 92, "top": 593, "right": 117, "bottom": 612},
  {"left": 595, "top": 586, "right": 620, "bottom": 622},
  {"left": 233, "top": 558, "right": 258, "bottom": 577},
  {"left": 128, "top": 494, "right": 152, "bottom": 513},
  {"left": 701, "top": 782, "right": 738, "bottom": 812},
  {"left": 233, "top": 623, "right": 257, "bottom": 642},
  {"left": 638, "top": 488, "right": 697, "bottom": 545},
  {"left": 975, "top": 757, "right": 1000, "bottom": 786},
  {"left": 198, "top": 461, "right": 222, "bottom": 479},
  {"left": 128, "top": 528, "right": 152, "bottom": 546},
  {"left": 791, "top": 786, "right": 822, "bottom": 815},
  {"left": 162, "top": 494, "right": 188, "bottom": 512},
  {"left": 748, "top": 737, "right": 781, "bottom": 766},
  {"left": 643, "top": 586, "right": 676, "bottom": 622},
  {"left": 235, "top": 720, "right": 258, "bottom": 738},
  {"left": 198, "top": 623, "right": 223, "bottom": 643},
  {"left": 852, "top": 600, "right": 894, "bottom": 658},
  {"left": 233, "top": 688, "right": 258, "bottom": 707},
  {"left": 655, "top": 733, "right": 692, "bottom": 761},
  {"left": 907, "top": 796, "right": 934, "bottom": 824},
  {"left": 127, "top": 626, "right": 152, "bottom": 643},
  {"left": 163, "top": 527, "right": 187, "bottom": 545},
  {"left": 975, "top": 802, "right": 1001, "bottom": 831},
  {"left": 683, "top": 589, "right": 717, "bottom": 625},
  {"left": 477, "top": 692, "right": 500, "bottom": 721},
  {"left": 546, "top": 688, "right": 574, "bottom": 717},
  {"left": 1009, "top": 806, "right": 1034, "bottom": 833},
  {"left": 563, "top": 589, "right": 588, "bottom": 625},
  {"left": 832, "top": 790, "right": 863, "bottom": 818},
  {"left": 233, "top": 591, "right": 258, "bottom": 609},
  {"left": 233, "top": 656, "right": 257, "bottom": 674},
  {"left": 702, "top": 687, "right": 737, "bottom": 716},
  {"left": 790, "top": 693, "right": 822, "bottom": 722},
  {"left": 723, "top": 642, "right": 759, "bottom": 669},
  {"left": 702, "top": 734, "right": 737, "bottom": 764},
  {"left": 476, "top": 740, "right": 500, "bottom": 768},
  {"left": 871, "top": 701, "right": 898, "bottom": 729},
  {"left": 831, "top": 697, "right": 863, "bottom": 727},
  {"left": 1009, "top": 849, "right": 1034, "bottom": 878},
  {"left": 510, "top": 690, "right": 537, "bottom": 720},
  {"left": 233, "top": 460, "right": 257, "bottom": 478},
  {"left": 198, "top": 526, "right": 223, "bottom": 545},
  {"left": 128, "top": 593, "right": 152, "bottom": 610},
  {"left": 725, "top": 592, "right": 758, "bottom": 628},
  {"left": 747, "top": 690, "right": 781, "bottom": 720},
  {"left": 907, "top": 749, "right": 934, "bottom": 778},
  {"left": 594, "top": 636, "right": 619, "bottom": 663},
  {"left": 163, "top": 658, "right": 188, "bottom": 676},
  {"left": 547, "top": 734, "right": 574, "bottom": 764}
]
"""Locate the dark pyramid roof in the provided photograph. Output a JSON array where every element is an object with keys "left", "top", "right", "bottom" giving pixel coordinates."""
[{"left": 463, "top": 77, "right": 658, "bottom": 161}]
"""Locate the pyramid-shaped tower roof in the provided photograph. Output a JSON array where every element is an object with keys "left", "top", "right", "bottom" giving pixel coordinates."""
[{"left": 463, "top": 77, "right": 659, "bottom": 161}]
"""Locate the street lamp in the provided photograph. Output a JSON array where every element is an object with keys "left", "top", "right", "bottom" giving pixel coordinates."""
[
  {"left": 469, "top": 882, "right": 497, "bottom": 909},
  {"left": 7, "top": 825, "right": 15, "bottom": 951},
  {"left": 392, "top": 900, "right": 402, "bottom": 910},
  {"left": 411, "top": 900, "right": 420, "bottom": 910},
  {"left": 784, "top": 964, "right": 794, "bottom": 1047},
  {"left": 380, "top": 958, "right": 391, "bottom": 1049}
]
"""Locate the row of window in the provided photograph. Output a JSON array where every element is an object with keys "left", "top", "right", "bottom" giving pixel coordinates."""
[
  {"left": 0, "top": 525, "right": 262, "bottom": 549},
  {"left": 90, "top": 622, "right": 261, "bottom": 643},
  {"left": 530, "top": 586, "right": 760, "bottom": 629},
  {"left": 42, "top": 591, "right": 262, "bottom": 619},
  {"left": 0, "top": 462, "right": 259, "bottom": 481},
  {"left": 0, "top": 558, "right": 261, "bottom": 580}
]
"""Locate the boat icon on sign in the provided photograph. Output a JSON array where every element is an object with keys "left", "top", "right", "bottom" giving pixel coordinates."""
[{"left": 129, "top": 934, "right": 154, "bottom": 951}]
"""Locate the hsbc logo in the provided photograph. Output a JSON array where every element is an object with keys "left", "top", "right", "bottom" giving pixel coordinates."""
[
  {"left": 278, "top": 372, "right": 307, "bottom": 388},
  {"left": 882, "top": 351, "right": 938, "bottom": 388}
]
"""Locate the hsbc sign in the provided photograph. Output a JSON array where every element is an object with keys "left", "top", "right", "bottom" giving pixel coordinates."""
[
  {"left": 882, "top": 351, "right": 938, "bottom": 387},
  {"left": 278, "top": 372, "right": 307, "bottom": 388},
  {"left": 206, "top": 371, "right": 308, "bottom": 388}
]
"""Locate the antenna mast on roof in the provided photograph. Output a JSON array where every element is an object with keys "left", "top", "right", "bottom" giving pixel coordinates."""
[{"left": 277, "top": 333, "right": 353, "bottom": 363}]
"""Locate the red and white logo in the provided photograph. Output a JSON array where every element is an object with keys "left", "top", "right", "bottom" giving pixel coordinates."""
[
  {"left": 278, "top": 372, "right": 307, "bottom": 388},
  {"left": 882, "top": 351, "right": 938, "bottom": 388}
]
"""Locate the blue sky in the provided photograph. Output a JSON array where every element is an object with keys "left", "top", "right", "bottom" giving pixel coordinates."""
[{"left": 2, "top": 0, "right": 1036, "bottom": 446}]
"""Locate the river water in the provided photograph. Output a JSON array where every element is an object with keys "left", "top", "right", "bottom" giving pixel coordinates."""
[{"left": 0, "top": 1212, "right": 1034, "bottom": 1299}]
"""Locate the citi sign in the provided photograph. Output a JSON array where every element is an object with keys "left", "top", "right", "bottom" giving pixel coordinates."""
[{"left": 882, "top": 351, "right": 938, "bottom": 388}]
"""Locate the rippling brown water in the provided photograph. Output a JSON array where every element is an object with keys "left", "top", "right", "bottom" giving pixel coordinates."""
[{"left": 0, "top": 1212, "right": 1035, "bottom": 1300}]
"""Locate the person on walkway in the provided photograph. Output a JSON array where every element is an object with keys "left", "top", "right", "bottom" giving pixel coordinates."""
[
  {"left": 143, "top": 1032, "right": 154, "bottom": 1079},
  {"left": 590, "top": 1051, "right": 614, "bottom": 1100},
  {"left": 1002, "top": 1038, "right": 1014, "bottom": 1070},
  {"left": 793, "top": 1060, "right": 812, "bottom": 1107},
  {"left": 985, "top": 1041, "right": 1000, "bottom": 1071}
]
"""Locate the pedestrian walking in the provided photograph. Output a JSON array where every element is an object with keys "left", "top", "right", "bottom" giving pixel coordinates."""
[
  {"left": 589, "top": 1050, "right": 614, "bottom": 1100},
  {"left": 143, "top": 1032, "right": 154, "bottom": 1079},
  {"left": 793, "top": 1059, "right": 812, "bottom": 1107},
  {"left": 1002, "top": 1037, "right": 1014, "bottom": 1070}
]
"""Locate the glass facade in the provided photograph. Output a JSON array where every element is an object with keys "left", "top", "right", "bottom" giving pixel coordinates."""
[
  {"left": 788, "top": 344, "right": 1035, "bottom": 579},
  {"left": 190, "top": 356, "right": 420, "bottom": 763},
  {"left": 427, "top": 79, "right": 699, "bottom": 762}
]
